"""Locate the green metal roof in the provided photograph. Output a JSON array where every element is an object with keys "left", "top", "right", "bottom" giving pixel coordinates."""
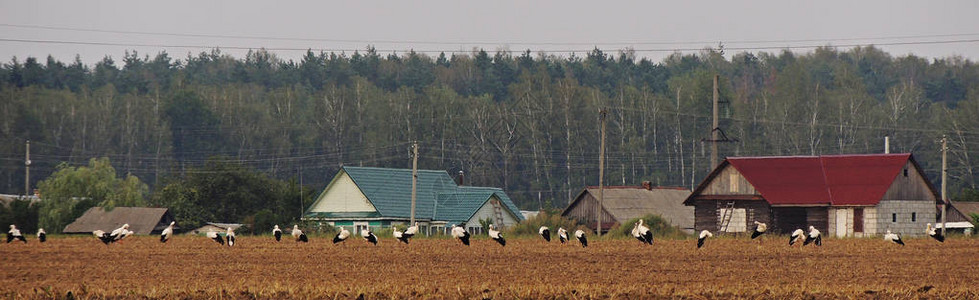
[
  {"left": 325, "top": 166, "right": 523, "bottom": 223},
  {"left": 303, "top": 211, "right": 383, "bottom": 219}
]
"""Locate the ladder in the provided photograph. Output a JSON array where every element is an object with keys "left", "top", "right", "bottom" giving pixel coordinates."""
[
  {"left": 719, "top": 201, "right": 736, "bottom": 232},
  {"left": 491, "top": 199, "right": 505, "bottom": 229}
]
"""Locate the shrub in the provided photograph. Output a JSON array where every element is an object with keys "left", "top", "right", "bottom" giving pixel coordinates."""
[
  {"left": 506, "top": 211, "right": 581, "bottom": 238},
  {"left": 605, "top": 214, "right": 689, "bottom": 240}
]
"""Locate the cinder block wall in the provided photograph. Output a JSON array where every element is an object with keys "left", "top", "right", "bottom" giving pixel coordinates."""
[{"left": 876, "top": 200, "right": 935, "bottom": 236}]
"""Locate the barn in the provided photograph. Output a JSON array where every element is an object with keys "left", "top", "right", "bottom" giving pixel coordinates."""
[
  {"left": 63, "top": 207, "right": 177, "bottom": 235},
  {"left": 683, "top": 153, "right": 941, "bottom": 237},
  {"left": 561, "top": 182, "right": 693, "bottom": 234},
  {"left": 303, "top": 166, "right": 523, "bottom": 236}
]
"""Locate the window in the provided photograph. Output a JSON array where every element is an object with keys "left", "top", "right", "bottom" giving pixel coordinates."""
[
  {"left": 892, "top": 213, "right": 897, "bottom": 222},
  {"left": 903, "top": 168, "right": 909, "bottom": 177},
  {"left": 912, "top": 212, "right": 917, "bottom": 222}
]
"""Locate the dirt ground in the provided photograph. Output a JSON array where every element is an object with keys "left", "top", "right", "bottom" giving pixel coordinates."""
[{"left": 1, "top": 234, "right": 977, "bottom": 299}]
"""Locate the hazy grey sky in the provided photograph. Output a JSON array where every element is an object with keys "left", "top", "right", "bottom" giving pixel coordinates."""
[{"left": 1, "top": 0, "right": 977, "bottom": 65}]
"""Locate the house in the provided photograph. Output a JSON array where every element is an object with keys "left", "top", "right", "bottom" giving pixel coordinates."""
[
  {"left": 683, "top": 153, "right": 941, "bottom": 237},
  {"left": 561, "top": 182, "right": 693, "bottom": 234},
  {"left": 303, "top": 166, "right": 523, "bottom": 236},
  {"left": 63, "top": 207, "right": 177, "bottom": 235},
  {"left": 191, "top": 222, "right": 244, "bottom": 235}
]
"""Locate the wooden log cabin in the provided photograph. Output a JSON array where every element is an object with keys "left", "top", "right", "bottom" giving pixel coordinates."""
[{"left": 683, "top": 153, "right": 941, "bottom": 237}]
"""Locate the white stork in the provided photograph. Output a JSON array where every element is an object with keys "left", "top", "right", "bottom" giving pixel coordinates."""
[
  {"left": 751, "top": 221, "right": 767, "bottom": 239},
  {"left": 272, "top": 225, "right": 282, "bottom": 242},
  {"left": 803, "top": 226, "right": 821, "bottom": 246},
  {"left": 574, "top": 229, "right": 588, "bottom": 247},
  {"left": 362, "top": 228, "right": 378, "bottom": 245},
  {"left": 557, "top": 227, "right": 569, "bottom": 244},
  {"left": 160, "top": 221, "right": 175, "bottom": 243},
  {"left": 403, "top": 222, "right": 419, "bottom": 239},
  {"left": 697, "top": 230, "right": 713, "bottom": 249},
  {"left": 392, "top": 226, "right": 409, "bottom": 244},
  {"left": 93, "top": 230, "right": 113, "bottom": 245},
  {"left": 225, "top": 227, "right": 236, "bottom": 247},
  {"left": 789, "top": 228, "right": 805, "bottom": 246},
  {"left": 37, "top": 228, "right": 46, "bottom": 243},
  {"left": 632, "top": 219, "right": 652, "bottom": 245},
  {"left": 488, "top": 224, "right": 505, "bottom": 246},
  {"left": 451, "top": 224, "right": 470, "bottom": 246},
  {"left": 121, "top": 228, "right": 135, "bottom": 241},
  {"left": 292, "top": 225, "right": 308, "bottom": 243},
  {"left": 926, "top": 223, "right": 945, "bottom": 243},
  {"left": 6, "top": 225, "right": 26, "bottom": 243},
  {"left": 539, "top": 226, "right": 551, "bottom": 242},
  {"left": 333, "top": 227, "right": 350, "bottom": 244},
  {"left": 109, "top": 224, "right": 130, "bottom": 242},
  {"left": 207, "top": 230, "right": 224, "bottom": 245},
  {"left": 884, "top": 230, "right": 904, "bottom": 246}
]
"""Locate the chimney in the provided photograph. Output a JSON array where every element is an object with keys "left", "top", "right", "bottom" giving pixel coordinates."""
[
  {"left": 641, "top": 181, "right": 652, "bottom": 190},
  {"left": 457, "top": 170, "right": 464, "bottom": 186},
  {"left": 884, "top": 135, "right": 890, "bottom": 154}
]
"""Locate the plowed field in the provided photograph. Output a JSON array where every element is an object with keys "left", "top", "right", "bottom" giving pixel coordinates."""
[{"left": 1, "top": 235, "right": 977, "bottom": 299}]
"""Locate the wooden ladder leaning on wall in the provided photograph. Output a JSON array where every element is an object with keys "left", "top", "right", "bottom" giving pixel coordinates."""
[
  {"left": 491, "top": 199, "right": 506, "bottom": 229},
  {"left": 719, "top": 201, "right": 736, "bottom": 232}
]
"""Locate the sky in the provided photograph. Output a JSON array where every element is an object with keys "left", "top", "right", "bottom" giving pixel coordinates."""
[{"left": 1, "top": 0, "right": 977, "bottom": 66}]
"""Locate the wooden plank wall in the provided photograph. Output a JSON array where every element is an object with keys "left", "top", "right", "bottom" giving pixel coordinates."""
[
  {"left": 701, "top": 166, "right": 759, "bottom": 196},
  {"left": 692, "top": 200, "right": 771, "bottom": 233},
  {"left": 564, "top": 193, "right": 617, "bottom": 228},
  {"left": 882, "top": 161, "right": 937, "bottom": 202}
]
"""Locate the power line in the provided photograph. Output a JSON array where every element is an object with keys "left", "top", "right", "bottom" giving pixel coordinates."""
[
  {"left": 3, "top": 23, "right": 978, "bottom": 47},
  {"left": 1, "top": 37, "right": 978, "bottom": 54}
]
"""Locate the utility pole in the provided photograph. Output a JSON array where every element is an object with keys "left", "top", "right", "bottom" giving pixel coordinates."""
[
  {"left": 299, "top": 165, "right": 304, "bottom": 219},
  {"left": 410, "top": 141, "right": 418, "bottom": 226},
  {"left": 941, "top": 135, "right": 948, "bottom": 236},
  {"left": 710, "top": 74, "right": 719, "bottom": 171},
  {"left": 25, "top": 140, "right": 31, "bottom": 197},
  {"left": 597, "top": 108, "right": 607, "bottom": 236}
]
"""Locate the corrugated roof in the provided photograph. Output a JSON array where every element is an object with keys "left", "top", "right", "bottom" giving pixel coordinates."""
[
  {"left": 325, "top": 166, "right": 523, "bottom": 223},
  {"left": 947, "top": 201, "right": 977, "bottom": 223},
  {"left": 63, "top": 207, "right": 174, "bottom": 234},
  {"left": 564, "top": 186, "right": 693, "bottom": 229},
  {"left": 726, "top": 153, "right": 911, "bottom": 206},
  {"left": 950, "top": 201, "right": 979, "bottom": 218}
]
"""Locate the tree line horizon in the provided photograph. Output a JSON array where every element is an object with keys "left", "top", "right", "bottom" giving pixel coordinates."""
[{"left": 2, "top": 45, "right": 978, "bottom": 222}]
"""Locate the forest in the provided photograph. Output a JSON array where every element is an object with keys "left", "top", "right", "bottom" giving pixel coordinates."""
[{"left": 1, "top": 46, "right": 978, "bottom": 231}]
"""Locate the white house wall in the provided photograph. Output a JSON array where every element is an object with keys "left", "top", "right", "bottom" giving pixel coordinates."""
[
  {"left": 463, "top": 197, "right": 519, "bottom": 229},
  {"left": 876, "top": 200, "right": 934, "bottom": 236},
  {"left": 308, "top": 171, "right": 377, "bottom": 213}
]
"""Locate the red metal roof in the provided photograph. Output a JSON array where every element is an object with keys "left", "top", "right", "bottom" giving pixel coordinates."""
[{"left": 727, "top": 153, "right": 910, "bottom": 206}]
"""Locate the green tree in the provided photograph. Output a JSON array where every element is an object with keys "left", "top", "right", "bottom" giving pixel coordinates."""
[
  {"left": 149, "top": 158, "right": 310, "bottom": 232},
  {"left": 36, "top": 158, "right": 148, "bottom": 233}
]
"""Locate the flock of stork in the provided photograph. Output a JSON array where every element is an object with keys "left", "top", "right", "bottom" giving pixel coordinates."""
[{"left": 4, "top": 219, "right": 949, "bottom": 247}]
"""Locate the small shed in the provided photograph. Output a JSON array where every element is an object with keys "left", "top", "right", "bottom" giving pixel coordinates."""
[
  {"left": 63, "top": 207, "right": 176, "bottom": 235},
  {"left": 942, "top": 201, "right": 977, "bottom": 234},
  {"left": 191, "top": 222, "right": 243, "bottom": 235},
  {"left": 562, "top": 183, "right": 693, "bottom": 233}
]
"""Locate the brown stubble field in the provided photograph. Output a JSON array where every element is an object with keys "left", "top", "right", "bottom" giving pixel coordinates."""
[{"left": 1, "top": 235, "right": 977, "bottom": 299}]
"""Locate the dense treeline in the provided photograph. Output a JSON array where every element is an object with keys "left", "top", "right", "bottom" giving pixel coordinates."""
[{"left": 1, "top": 46, "right": 978, "bottom": 215}]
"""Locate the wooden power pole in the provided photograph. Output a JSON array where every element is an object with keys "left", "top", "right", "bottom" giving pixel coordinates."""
[
  {"left": 710, "top": 75, "right": 719, "bottom": 171},
  {"left": 941, "top": 135, "right": 948, "bottom": 236},
  {"left": 25, "top": 140, "right": 31, "bottom": 197},
  {"left": 597, "top": 108, "right": 607, "bottom": 236},
  {"left": 410, "top": 141, "right": 418, "bottom": 226}
]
